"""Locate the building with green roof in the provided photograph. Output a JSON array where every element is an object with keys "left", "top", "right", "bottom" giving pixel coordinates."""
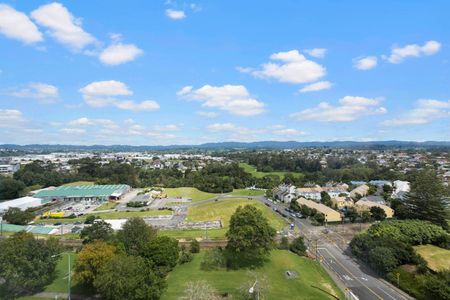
[{"left": 34, "top": 184, "right": 130, "bottom": 202}]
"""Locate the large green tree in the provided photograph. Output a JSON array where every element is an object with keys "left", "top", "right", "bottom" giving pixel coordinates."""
[
  {"left": 80, "top": 220, "right": 114, "bottom": 244},
  {"left": 3, "top": 207, "right": 34, "bottom": 225},
  {"left": 94, "top": 255, "right": 166, "bottom": 300},
  {"left": 0, "top": 177, "right": 25, "bottom": 200},
  {"left": 143, "top": 236, "right": 179, "bottom": 276},
  {"left": 226, "top": 205, "right": 276, "bottom": 268},
  {"left": 404, "top": 170, "right": 449, "bottom": 229},
  {"left": 116, "top": 217, "right": 157, "bottom": 256},
  {"left": 0, "top": 232, "right": 61, "bottom": 298}
]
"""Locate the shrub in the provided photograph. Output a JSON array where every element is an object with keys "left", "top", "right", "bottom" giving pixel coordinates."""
[
  {"left": 278, "top": 236, "right": 289, "bottom": 250},
  {"left": 290, "top": 237, "right": 306, "bottom": 256},
  {"left": 190, "top": 239, "right": 200, "bottom": 253},
  {"left": 179, "top": 251, "right": 193, "bottom": 264},
  {"left": 200, "top": 248, "right": 226, "bottom": 271}
]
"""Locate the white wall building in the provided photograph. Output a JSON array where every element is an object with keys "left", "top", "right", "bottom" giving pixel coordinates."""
[{"left": 0, "top": 197, "right": 44, "bottom": 213}]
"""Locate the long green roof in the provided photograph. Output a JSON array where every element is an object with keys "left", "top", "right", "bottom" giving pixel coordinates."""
[{"left": 34, "top": 184, "right": 129, "bottom": 198}]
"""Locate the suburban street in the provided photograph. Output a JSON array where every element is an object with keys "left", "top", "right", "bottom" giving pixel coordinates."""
[{"left": 253, "top": 196, "right": 414, "bottom": 300}]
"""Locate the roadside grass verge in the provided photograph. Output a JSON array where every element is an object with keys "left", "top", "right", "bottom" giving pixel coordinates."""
[{"left": 162, "top": 250, "right": 344, "bottom": 300}]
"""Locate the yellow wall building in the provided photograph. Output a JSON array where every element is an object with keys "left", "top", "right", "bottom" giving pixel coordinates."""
[
  {"left": 297, "top": 197, "right": 342, "bottom": 222},
  {"left": 354, "top": 199, "right": 394, "bottom": 218}
]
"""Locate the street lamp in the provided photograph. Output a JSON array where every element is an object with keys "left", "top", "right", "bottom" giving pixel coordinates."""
[
  {"left": 248, "top": 280, "right": 259, "bottom": 300},
  {"left": 52, "top": 253, "right": 71, "bottom": 300}
]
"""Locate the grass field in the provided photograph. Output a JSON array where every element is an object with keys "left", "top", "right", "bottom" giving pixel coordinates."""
[
  {"left": 226, "top": 189, "right": 266, "bottom": 196},
  {"left": 94, "top": 201, "right": 118, "bottom": 211},
  {"left": 187, "top": 198, "right": 287, "bottom": 229},
  {"left": 62, "top": 181, "right": 95, "bottom": 186},
  {"left": 162, "top": 250, "right": 344, "bottom": 300},
  {"left": 414, "top": 245, "right": 450, "bottom": 271},
  {"left": 239, "top": 163, "right": 303, "bottom": 179},
  {"left": 164, "top": 187, "right": 218, "bottom": 202},
  {"left": 160, "top": 228, "right": 228, "bottom": 240},
  {"left": 37, "top": 209, "right": 173, "bottom": 224}
]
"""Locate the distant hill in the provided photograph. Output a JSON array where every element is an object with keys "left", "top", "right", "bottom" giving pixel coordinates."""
[{"left": 1, "top": 140, "right": 450, "bottom": 153}]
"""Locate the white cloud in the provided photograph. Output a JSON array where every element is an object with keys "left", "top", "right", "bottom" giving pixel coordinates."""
[
  {"left": 154, "top": 124, "right": 179, "bottom": 131},
  {"left": 9, "top": 83, "right": 59, "bottom": 103},
  {"left": 166, "top": 9, "right": 186, "bottom": 20},
  {"left": 196, "top": 111, "right": 218, "bottom": 118},
  {"left": 99, "top": 43, "right": 143, "bottom": 65},
  {"left": 272, "top": 128, "right": 306, "bottom": 136},
  {"left": 60, "top": 128, "right": 86, "bottom": 134},
  {"left": 69, "top": 117, "right": 118, "bottom": 129},
  {"left": 386, "top": 40, "right": 441, "bottom": 64},
  {"left": 0, "top": 109, "right": 25, "bottom": 127},
  {"left": 80, "top": 80, "right": 160, "bottom": 111},
  {"left": 207, "top": 123, "right": 237, "bottom": 132},
  {"left": 178, "top": 84, "right": 265, "bottom": 116},
  {"left": 353, "top": 56, "right": 378, "bottom": 70},
  {"left": 0, "top": 4, "right": 43, "bottom": 44},
  {"left": 383, "top": 99, "right": 450, "bottom": 126},
  {"left": 31, "top": 2, "right": 96, "bottom": 51},
  {"left": 244, "top": 50, "right": 326, "bottom": 84},
  {"left": 291, "top": 96, "right": 386, "bottom": 122},
  {"left": 304, "top": 48, "right": 327, "bottom": 58},
  {"left": 299, "top": 81, "right": 332, "bottom": 93}
]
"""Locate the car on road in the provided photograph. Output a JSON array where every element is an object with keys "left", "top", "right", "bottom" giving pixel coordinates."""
[{"left": 53, "top": 222, "right": 62, "bottom": 226}]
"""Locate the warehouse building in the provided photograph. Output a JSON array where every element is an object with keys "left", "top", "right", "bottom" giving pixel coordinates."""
[
  {"left": 34, "top": 184, "right": 131, "bottom": 202},
  {"left": 297, "top": 197, "right": 342, "bottom": 223},
  {"left": 0, "top": 196, "right": 45, "bottom": 214}
]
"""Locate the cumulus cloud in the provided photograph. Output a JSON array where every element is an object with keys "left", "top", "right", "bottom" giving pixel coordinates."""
[
  {"left": 60, "top": 128, "right": 86, "bottom": 134},
  {"left": 353, "top": 56, "right": 378, "bottom": 70},
  {"left": 291, "top": 96, "right": 386, "bottom": 122},
  {"left": 196, "top": 111, "right": 218, "bottom": 118},
  {"left": 99, "top": 42, "right": 143, "bottom": 65},
  {"left": 207, "top": 123, "right": 237, "bottom": 132},
  {"left": 80, "top": 80, "right": 160, "bottom": 111},
  {"left": 385, "top": 40, "right": 441, "bottom": 64},
  {"left": 8, "top": 83, "right": 59, "bottom": 103},
  {"left": 272, "top": 128, "right": 306, "bottom": 136},
  {"left": 304, "top": 48, "right": 327, "bottom": 58},
  {"left": 31, "top": 2, "right": 96, "bottom": 51},
  {"left": 241, "top": 50, "right": 326, "bottom": 84},
  {"left": 0, "top": 109, "right": 25, "bottom": 127},
  {"left": 154, "top": 124, "right": 179, "bottom": 131},
  {"left": 166, "top": 9, "right": 186, "bottom": 20},
  {"left": 299, "top": 81, "right": 332, "bottom": 93},
  {"left": 177, "top": 84, "right": 265, "bottom": 116},
  {"left": 69, "top": 117, "right": 118, "bottom": 129},
  {"left": 0, "top": 4, "right": 43, "bottom": 44},
  {"left": 383, "top": 99, "right": 450, "bottom": 126}
]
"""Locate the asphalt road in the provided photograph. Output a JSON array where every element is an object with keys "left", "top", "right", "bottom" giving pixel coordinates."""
[{"left": 255, "top": 196, "right": 413, "bottom": 300}]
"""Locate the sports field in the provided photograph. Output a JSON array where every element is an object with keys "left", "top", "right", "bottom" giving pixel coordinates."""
[
  {"left": 187, "top": 198, "right": 287, "bottom": 229},
  {"left": 239, "top": 163, "right": 303, "bottom": 179},
  {"left": 226, "top": 189, "right": 266, "bottom": 196},
  {"left": 162, "top": 250, "right": 344, "bottom": 300},
  {"left": 414, "top": 244, "right": 450, "bottom": 271}
]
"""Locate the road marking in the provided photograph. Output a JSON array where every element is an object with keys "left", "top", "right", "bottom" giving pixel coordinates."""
[{"left": 318, "top": 247, "right": 383, "bottom": 300}]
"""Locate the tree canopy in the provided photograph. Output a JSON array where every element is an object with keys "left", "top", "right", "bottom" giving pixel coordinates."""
[{"left": 226, "top": 205, "right": 276, "bottom": 268}]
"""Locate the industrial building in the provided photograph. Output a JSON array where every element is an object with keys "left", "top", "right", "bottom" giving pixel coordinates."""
[
  {"left": 0, "top": 196, "right": 45, "bottom": 213},
  {"left": 34, "top": 184, "right": 131, "bottom": 202},
  {"left": 297, "top": 197, "right": 342, "bottom": 223}
]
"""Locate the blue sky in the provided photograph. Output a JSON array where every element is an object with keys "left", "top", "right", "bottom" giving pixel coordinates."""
[{"left": 0, "top": 1, "right": 449, "bottom": 145}]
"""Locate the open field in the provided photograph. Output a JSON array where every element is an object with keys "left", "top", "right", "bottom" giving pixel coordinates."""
[
  {"left": 37, "top": 209, "right": 173, "bottom": 224},
  {"left": 62, "top": 181, "right": 95, "bottom": 186},
  {"left": 414, "top": 244, "right": 450, "bottom": 271},
  {"left": 162, "top": 250, "right": 344, "bottom": 300},
  {"left": 160, "top": 228, "right": 228, "bottom": 240},
  {"left": 94, "top": 201, "right": 118, "bottom": 211},
  {"left": 164, "top": 187, "right": 218, "bottom": 202},
  {"left": 226, "top": 189, "right": 266, "bottom": 196},
  {"left": 239, "top": 163, "right": 303, "bottom": 179},
  {"left": 187, "top": 198, "right": 287, "bottom": 229}
]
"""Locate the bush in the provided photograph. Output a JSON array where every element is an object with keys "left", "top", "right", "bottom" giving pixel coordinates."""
[
  {"left": 126, "top": 201, "right": 146, "bottom": 208},
  {"left": 179, "top": 251, "right": 193, "bottom": 264},
  {"left": 278, "top": 236, "right": 289, "bottom": 250},
  {"left": 200, "top": 248, "right": 226, "bottom": 271},
  {"left": 190, "top": 239, "right": 200, "bottom": 253},
  {"left": 290, "top": 237, "right": 306, "bottom": 256},
  {"left": 368, "top": 247, "right": 399, "bottom": 275},
  {"left": 3, "top": 207, "right": 34, "bottom": 225}
]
